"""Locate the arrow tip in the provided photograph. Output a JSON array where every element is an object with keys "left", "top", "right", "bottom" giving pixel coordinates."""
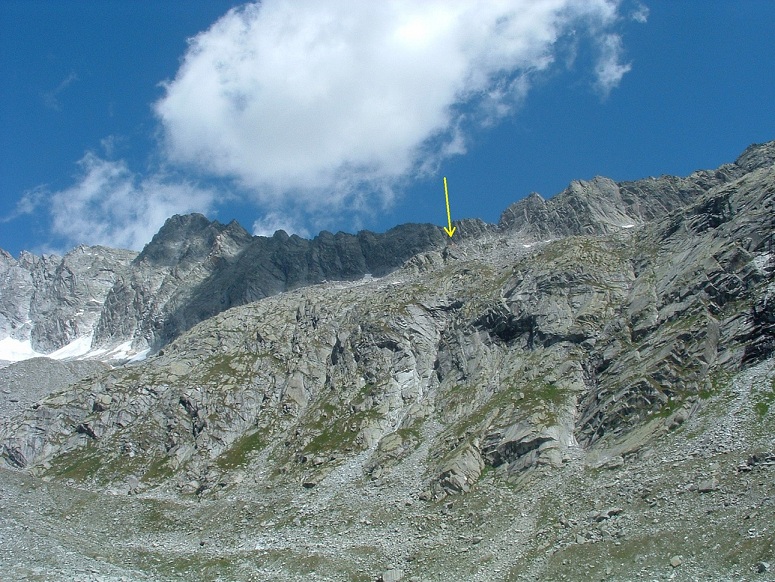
[{"left": 443, "top": 226, "right": 456, "bottom": 238}]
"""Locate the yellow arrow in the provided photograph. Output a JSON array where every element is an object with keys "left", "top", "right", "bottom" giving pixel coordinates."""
[{"left": 443, "top": 176, "right": 456, "bottom": 237}]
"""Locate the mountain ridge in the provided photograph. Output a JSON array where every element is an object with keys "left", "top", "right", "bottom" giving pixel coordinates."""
[
  {"left": 0, "top": 140, "right": 773, "bottom": 580},
  {"left": 3, "top": 140, "right": 772, "bottom": 365}
]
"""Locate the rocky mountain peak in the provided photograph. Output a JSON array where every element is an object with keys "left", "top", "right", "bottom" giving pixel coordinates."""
[
  {"left": 16, "top": 250, "right": 41, "bottom": 270},
  {"left": 135, "top": 213, "right": 253, "bottom": 267},
  {"left": 733, "top": 140, "right": 775, "bottom": 171},
  {"left": 3, "top": 141, "right": 774, "bottom": 364},
  {"left": 495, "top": 144, "right": 773, "bottom": 239}
]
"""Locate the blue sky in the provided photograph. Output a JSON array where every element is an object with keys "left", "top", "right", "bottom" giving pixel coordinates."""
[{"left": 2, "top": 1, "right": 774, "bottom": 257}]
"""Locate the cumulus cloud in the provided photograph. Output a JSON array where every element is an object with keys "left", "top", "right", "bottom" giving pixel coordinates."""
[
  {"left": 44, "top": 153, "right": 217, "bottom": 250},
  {"left": 155, "top": 0, "right": 633, "bottom": 219}
]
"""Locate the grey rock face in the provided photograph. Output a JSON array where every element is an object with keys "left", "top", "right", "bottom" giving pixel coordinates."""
[
  {"left": 91, "top": 215, "right": 254, "bottom": 351},
  {"left": 1, "top": 216, "right": 454, "bottom": 360},
  {"left": 0, "top": 141, "right": 773, "bottom": 581},
  {"left": 498, "top": 140, "right": 775, "bottom": 239},
  {"left": 2, "top": 141, "right": 772, "bottom": 482},
  {"left": 0, "top": 249, "right": 34, "bottom": 340},
  {"left": 0, "top": 246, "right": 136, "bottom": 354},
  {"left": 0, "top": 357, "right": 109, "bottom": 466}
]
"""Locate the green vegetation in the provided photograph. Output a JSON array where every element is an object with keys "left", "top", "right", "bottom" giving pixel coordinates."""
[
  {"left": 45, "top": 447, "right": 105, "bottom": 481},
  {"left": 446, "top": 377, "right": 570, "bottom": 444},
  {"left": 138, "top": 505, "right": 177, "bottom": 532},
  {"left": 200, "top": 354, "right": 251, "bottom": 384},
  {"left": 45, "top": 436, "right": 174, "bottom": 486},
  {"left": 533, "top": 381, "right": 565, "bottom": 406},
  {"left": 707, "top": 368, "right": 735, "bottom": 398},
  {"left": 215, "top": 429, "right": 266, "bottom": 469},
  {"left": 653, "top": 397, "right": 680, "bottom": 419},
  {"left": 145, "top": 553, "right": 241, "bottom": 580},
  {"left": 303, "top": 409, "right": 381, "bottom": 454},
  {"left": 143, "top": 456, "right": 175, "bottom": 482},
  {"left": 535, "top": 237, "right": 629, "bottom": 271},
  {"left": 396, "top": 425, "right": 421, "bottom": 441},
  {"left": 347, "top": 382, "right": 377, "bottom": 411},
  {"left": 753, "top": 377, "right": 775, "bottom": 419}
]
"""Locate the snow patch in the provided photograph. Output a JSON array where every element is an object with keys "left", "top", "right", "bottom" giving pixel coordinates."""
[
  {"left": 105, "top": 341, "right": 134, "bottom": 360},
  {"left": 97, "top": 341, "right": 150, "bottom": 363},
  {"left": 0, "top": 334, "right": 147, "bottom": 365},
  {"left": 49, "top": 334, "right": 94, "bottom": 360},
  {"left": 128, "top": 349, "right": 150, "bottom": 363},
  {"left": 0, "top": 337, "right": 44, "bottom": 362}
]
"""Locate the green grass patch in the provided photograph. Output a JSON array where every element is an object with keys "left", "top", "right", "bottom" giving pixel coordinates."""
[
  {"left": 199, "top": 353, "right": 256, "bottom": 384},
  {"left": 446, "top": 377, "right": 570, "bottom": 442},
  {"left": 305, "top": 402, "right": 339, "bottom": 431},
  {"left": 396, "top": 426, "right": 421, "bottom": 441},
  {"left": 215, "top": 429, "right": 266, "bottom": 470},
  {"left": 143, "top": 456, "right": 175, "bottom": 482},
  {"left": 753, "top": 379, "right": 775, "bottom": 419},
  {"left": 696, "top": 367, "right": 736, "bottom": 400},
  {"left": 346, "top": 382, "right": 379, "bottom": 413},
  {"left": 653, "top": 397, "right": 680, "bottom": 419},
  {"left": 303, "top": 409, "right": 381, "bottom": 455},
  {"left": 46, "top": 438, "right": 170, "bottom": 486},
  {"left": 45, "top": 447, "right": 105, "bottom": 481},
  {"left": 137, "top": 504, "right": 178, "bottom": 532}
]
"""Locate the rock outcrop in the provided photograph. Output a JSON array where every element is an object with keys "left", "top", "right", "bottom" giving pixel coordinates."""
[
  {"left": 0, "top": 246, "right": 136, "bottom": 354},
  {"left": 498, "top": 140, "right": 775, "bottom": 238}
]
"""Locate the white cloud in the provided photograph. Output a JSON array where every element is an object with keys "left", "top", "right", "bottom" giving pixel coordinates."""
[
  {"left": 46, "top": 153, "right": 217, "bottom": 251},
  {"left": 632, "top": 3, "right": 649, "bottom": 23},
  {"left": 155, "top": 0, "right": 633, "bottom": 218},
  {"left": 252, "top": 212, "right": 310, "bottom": 238},
  {"left": 99, "top": 135, "right": 125, "bottom": 158},
  {"left": 0, "top": 186, "right": 47, "bottom": 223},
  {"left": 594, "top": 33, "right": 632, "bottom": 97}
]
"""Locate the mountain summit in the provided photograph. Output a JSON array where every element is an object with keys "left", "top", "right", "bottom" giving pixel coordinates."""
[{"left": 0, "top": 141, "right": 773, "bottom": 580}]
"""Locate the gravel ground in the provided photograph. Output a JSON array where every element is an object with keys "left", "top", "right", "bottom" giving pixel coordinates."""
[{"left": 1, "top": 357, "right": 773, "bottom": 581}]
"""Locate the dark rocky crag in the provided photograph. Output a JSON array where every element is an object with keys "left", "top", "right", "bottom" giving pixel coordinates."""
[
  {"left": 92, "top": 218, "right": 453, "bottom": 351},
  {"left": 2, "top": 216, "right": 453, "bottom": 356}
]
